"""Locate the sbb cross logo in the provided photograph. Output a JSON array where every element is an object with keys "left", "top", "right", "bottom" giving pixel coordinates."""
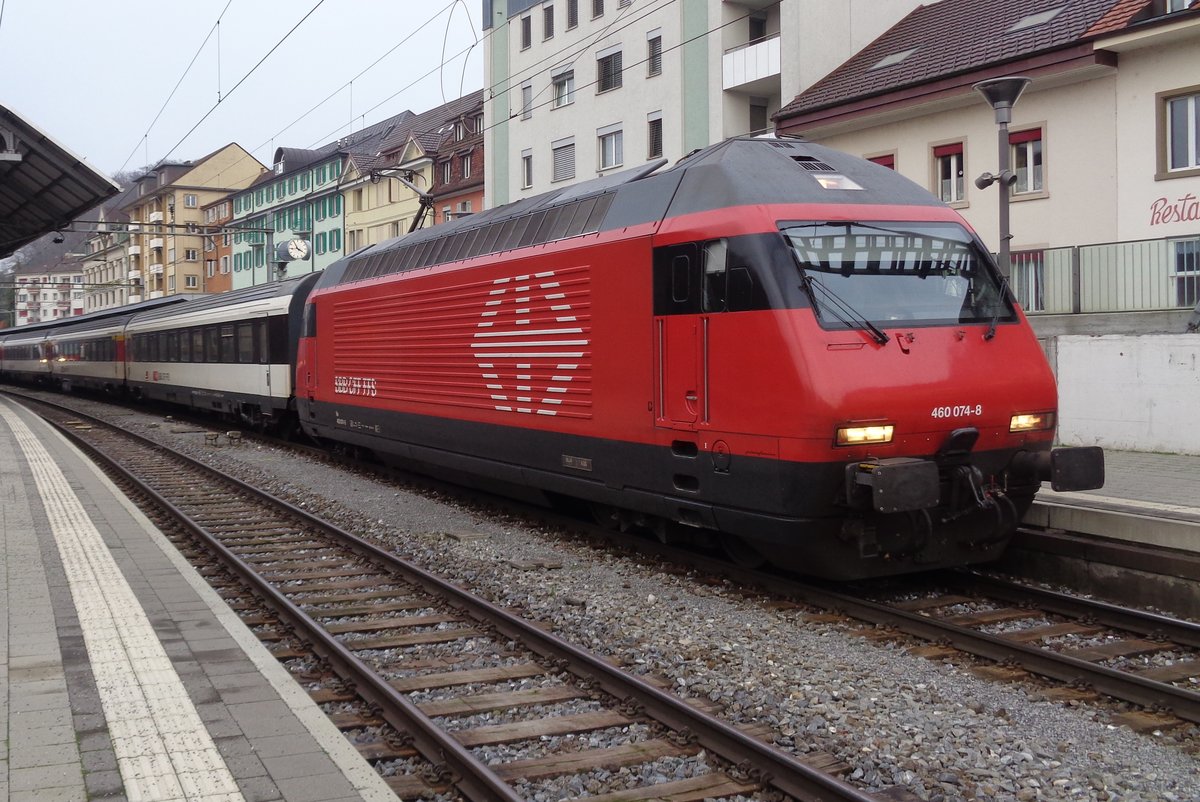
[{"left": 473, "top": 271, "right": 586, "bottom": 416}]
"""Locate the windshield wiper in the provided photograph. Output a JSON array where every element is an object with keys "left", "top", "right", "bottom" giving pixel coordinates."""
[
  {"left": 983, "top": 273, "right": 1011, "bottom": 341},
  {"left": 801, "top": 275, "right": 889, "bottom": 345}
]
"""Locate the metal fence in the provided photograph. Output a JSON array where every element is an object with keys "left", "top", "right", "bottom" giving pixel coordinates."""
[{"left": 1009, "top": 233, "right": 1200, "bottom": 315}]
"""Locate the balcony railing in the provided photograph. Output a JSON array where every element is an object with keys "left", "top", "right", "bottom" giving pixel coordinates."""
[
  {"left": 722, "top": 33, "right": 780, "bottom": 92},
  {"left": 128, "top": 245, "right": 141, "bottom": 256},
  {"left": 149, "top": 290, "right": 164, "bottom": 299},
  {"left": 128, "top": 294, "right": 143, "bottom": 304},
  {"left": 149, "top": 211, "right": 164, "bottom": 223},
  {"left": 127, "top": 269, "right": 141, "bottom": 281},
  {"left": 1010, "top": 233, "right": 1200, "bottom": 315},
  {"left": 149, "top": 263, "right": 164, "bottom": 275},
  {"left": 149, "top": 237, "right": 164, "bottom": 250}
]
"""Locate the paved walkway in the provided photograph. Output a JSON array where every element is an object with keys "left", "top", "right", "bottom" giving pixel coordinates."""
[{"left": 0, "top": 397, "right": 395, "bottom": 802}]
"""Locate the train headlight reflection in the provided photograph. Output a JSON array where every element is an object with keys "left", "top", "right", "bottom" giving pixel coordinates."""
[
  {"left": 1009, "top": 412, "right": 1055, "bottom": 432},
  {"left": 836, "top": 424, "right": 894, "bottom": 446}
]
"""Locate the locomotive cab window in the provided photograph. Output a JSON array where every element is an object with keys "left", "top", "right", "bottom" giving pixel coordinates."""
[
  {"left": 781, "top": 221, "right": 1016, "bottom": 329},
  {"left": 703, "top": 239, "right": 728, "bottom": 312}
]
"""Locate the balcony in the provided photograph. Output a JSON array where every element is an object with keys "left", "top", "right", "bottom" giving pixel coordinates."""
[
  {"left": 149, "top": 237, "right": 164, "bottom": 250},
  {"left": 149, "top": 263, "right": 164, "bottom": 275},
  {"left": 149, "top": 290, "right": 164, "bottom": 299},
  {"left": 128, "top": 269, "right": 141, "bottom": 281},
  {"left": 128, "top": 294, "right": 143, "bottom": 304},
  {"left": 149, "top": 211, "right": 164, "bottom": 223},
  {"left": 128, "top": 245, "right": 141, "bottom": 256},
  {"left": 722, "top": 33, "right": 780, "bottom": 93}
]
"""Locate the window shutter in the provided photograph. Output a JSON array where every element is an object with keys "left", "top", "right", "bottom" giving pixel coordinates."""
[
  {"left": 521, "top": 85, "right": 533, "bottom": 120},
  {"left": 648, "top": 37, "right": 662, "bottom": 76},
  {"left": 648, "top": 118, "right": 663, "bottom": 159},
  {"left": 567, "top": 0, "right": 578, "bottom": 28},
  {"left": 552, "top": 143, "right": 576, "bottom": 182}
]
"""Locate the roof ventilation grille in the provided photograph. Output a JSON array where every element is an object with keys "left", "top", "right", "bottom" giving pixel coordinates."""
[{"left": 792, "top": 156, "right": 836, "bottom": 172}]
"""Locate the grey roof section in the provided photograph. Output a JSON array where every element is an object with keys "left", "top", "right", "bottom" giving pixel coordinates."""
[
  {"left": 376, "top": 91, "right": 485, "bottom": 157},
  {"left": 0, "top": 295, "right": 190, "bottom": 339},
  {"left": 127, "top": 272, "right": 321, "bottom": 325},
  {"left": 0, "top": 103, "right": 121, "bottom": 258},
  {"left": 316, "top": 137, "right": 945, "bottom": 289},
  {"left": 776, "top": 0, "right": 1121, "bottom": 120}
]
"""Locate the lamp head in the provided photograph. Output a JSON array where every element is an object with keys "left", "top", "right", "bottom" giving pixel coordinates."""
[{"left": 974, "top": 76, "right": 1032, "bottom": 124}]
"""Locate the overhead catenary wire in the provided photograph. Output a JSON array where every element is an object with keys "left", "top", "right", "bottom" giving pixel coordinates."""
[{"left": 114, "top": 0, "right": 236, "bottom": 177}]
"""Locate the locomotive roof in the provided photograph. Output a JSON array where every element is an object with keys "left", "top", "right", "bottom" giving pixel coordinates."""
[{"left": 317, "top": 137, "right": 942, "bottom": 289}]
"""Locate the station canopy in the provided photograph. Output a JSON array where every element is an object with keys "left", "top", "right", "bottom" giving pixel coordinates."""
[{"left": 0, "top": 103, "right": 120, "bottom": 259}]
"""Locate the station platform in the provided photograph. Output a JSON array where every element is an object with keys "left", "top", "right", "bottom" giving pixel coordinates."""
[
  {"left": 1028, "top": 449, "right": 1200, "bottom": 555},
  {"left": 0, "top": 397, "right": 396, "bottom": 802}
]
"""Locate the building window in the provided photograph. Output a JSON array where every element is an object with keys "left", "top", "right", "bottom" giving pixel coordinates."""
[
  {"left": 749, "top": 98, "right": 769, "bottom": 134},
  {"left": 460, "top": 154, "right": 472, "bottom": 179},
  {"left": 442, "top": 206, "right": 452, "bottom": 223},
  {"left": 1174, "top": 238, "right": 1200, "bottom": 307},
  {"left": 184, "top": 193, "right": 198, "bottom": 208},
  {"left": 522, "top": 150, "right": 534, "bottom": 188},
  {"left": 1011, "top": 128, "right": 1043, "bottom": 194},
  {"left": 1165, "top": 90, "right": 1200, "bottom": 172},
  {"left": 552, "top": 138, "right": 576, "bottom": 182},
  {"left": 520, "top": 15, "right": 531, "bottom": 49},
  {"left": 553, "top": 70, "right": 575, "bottom": 108},
  {"left": 567, "top": 0, "right": 579, "bottom": 28},
  {"left": 544, "top": 5, "right": 554, "bottom": 38},
  {"left": 598, "top": 126, "right": 623, "bottom": 171},
  {"left": 521, "top": 83, "right": 533, "bottom": 120},
  {"left": 593, "top": 0, "right": 604, "bottom": 18},
  {"left": 441, "top": 160, "right": 453, "bottom": 184},
  {"left": 647, "top": 34, "right": 662, "bottom": 77},
  {"left": 221, "top": 255, "right": 230, "bottom": 274},
  {"left": 868, "top": 153, "right": 896, "bottom": 169},
  {"left": 933, "top": 142, "right": 965, "bottom": 203},
  {"left": 184, "top": 249, "right": 198, "bottom": 261},
  {"left": 185, "top": 275, "right": 199, "bottom": 289},
  {"left": 597, "top": 51, "right": 623, "bottom": 93},
  {"left": 647, "top": 114, "right": 663, "bottom": 159}
]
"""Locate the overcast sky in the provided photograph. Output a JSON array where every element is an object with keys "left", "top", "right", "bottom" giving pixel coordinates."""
[{"left": 0, "top": 0, "right": 485, "bottom": 178}]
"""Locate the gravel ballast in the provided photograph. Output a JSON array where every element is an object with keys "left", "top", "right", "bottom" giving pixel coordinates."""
[{"left": 73, "top": 402, "right": 1200, "bottom": 801}]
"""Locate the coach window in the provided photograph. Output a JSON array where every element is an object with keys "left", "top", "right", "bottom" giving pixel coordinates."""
[
  {"left": 257, "top": 320, "right": 269, "bottom": 363},
  {"left": 237, "top": 323, "right": 254, "bottom": 363},
  {"left": 702, "top": 239, "right": 728, "bottom": 312},
  {"left": 205, "top": 327, "right": 220, "bottom": 363},
  {"left": 219, "top": 325, "right": 236, "bottom": 362},
  {"left": 166, "top": 331, "right": 178, "bottom": 362},
  {"left": 192, "top": 329, "right": 205, "bottom": 363},
  {"left": 180, "top": 330, "right": 192, "bottom": 362}
]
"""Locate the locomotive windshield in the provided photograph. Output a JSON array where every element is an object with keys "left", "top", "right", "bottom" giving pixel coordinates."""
[{"left": 781, "top": 221, "right": 1016, "bottom": 329}]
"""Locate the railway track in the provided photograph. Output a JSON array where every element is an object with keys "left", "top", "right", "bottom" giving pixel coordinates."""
[{"left": 11, "top": 392, "right": 882, "bottom": 802}]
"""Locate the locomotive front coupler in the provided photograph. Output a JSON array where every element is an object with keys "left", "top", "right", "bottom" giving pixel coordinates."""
[{"left": 844, "top": 457, "right": 940, "bottom": 514}]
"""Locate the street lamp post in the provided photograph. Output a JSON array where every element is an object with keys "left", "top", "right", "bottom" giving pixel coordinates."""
[{"left": 973, "top": 76, "right": 1032, "bottom": 279}]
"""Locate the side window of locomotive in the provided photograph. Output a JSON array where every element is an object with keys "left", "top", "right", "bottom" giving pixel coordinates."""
[
  {"left": 671, "top": 256, "right": 690, "bottom": 302},
  {"left": 702, "top": 239, "right": 728, "bottom": 313}
]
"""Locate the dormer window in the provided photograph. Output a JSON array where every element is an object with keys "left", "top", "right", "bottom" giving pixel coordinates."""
[{"left": 274, "top": 161, "right": 285, "bottom": 174}]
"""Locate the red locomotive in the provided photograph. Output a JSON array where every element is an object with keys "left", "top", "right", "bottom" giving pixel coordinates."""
[{"left": 296, "top": 137, "right": 1103, "bottom": 579}]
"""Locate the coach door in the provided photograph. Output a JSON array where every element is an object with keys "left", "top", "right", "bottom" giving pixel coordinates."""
[{"left": 654, "top": 244, "right": 704, "bottom": 428}]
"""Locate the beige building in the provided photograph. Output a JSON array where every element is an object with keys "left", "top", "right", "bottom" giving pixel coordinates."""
[{"left": 123, "top": 144, "right": 264, "bottom": 302}]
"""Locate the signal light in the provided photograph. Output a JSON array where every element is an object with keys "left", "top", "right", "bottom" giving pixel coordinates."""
[
  {"left": 836, "top": 424, "right": 894, "bottom": 446},
  {"left": 1010, "top": 412, "right": 1055, "bottom": 432}
]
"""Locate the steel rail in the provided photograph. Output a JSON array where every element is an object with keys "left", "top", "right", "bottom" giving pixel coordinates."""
[
  {"left": 951, "top": 569, "right": 1200, "bottom": 648},
  {"left": 23, "top": 395, "right": 878, "bottom": 802},
  {"left": 35, "top": 412, "right": 523, "bottom": 802}
]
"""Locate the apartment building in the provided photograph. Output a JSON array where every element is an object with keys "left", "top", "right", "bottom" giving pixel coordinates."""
[
  {"left": 123, "top": 144, "right": 263, "bottom": 301},
  {"left": 12, "top": 263, "right": 85, "bottom": 326},
  {"left": 482, "top": 0, "right": 925, "bottom": 205},
  {"left": 81, "top": 186, "right": 137, "bottom": 313},
  {"left": 201, "top": 197, "right": 234, "bottom": 294}
]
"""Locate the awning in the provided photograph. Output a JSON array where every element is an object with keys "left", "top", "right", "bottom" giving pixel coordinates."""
[{"left": 0, "top": 103, "right": 120, "bottom": 259}]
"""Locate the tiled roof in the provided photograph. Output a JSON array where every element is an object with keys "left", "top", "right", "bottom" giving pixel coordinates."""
[
  {"left": 376, "top": 90, "right": 484, "bottom": 157},
  {"left": 776, "top": 0, "right": 1125, "bottom": 121}
]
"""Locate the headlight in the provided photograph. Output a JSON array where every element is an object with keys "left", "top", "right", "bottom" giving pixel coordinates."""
[
  {"left": 836, "top": 424, "right": 894, "bottom": 446},
  {"left": 1010, "top": 412, "right": 1055, "bottom": 432}
]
